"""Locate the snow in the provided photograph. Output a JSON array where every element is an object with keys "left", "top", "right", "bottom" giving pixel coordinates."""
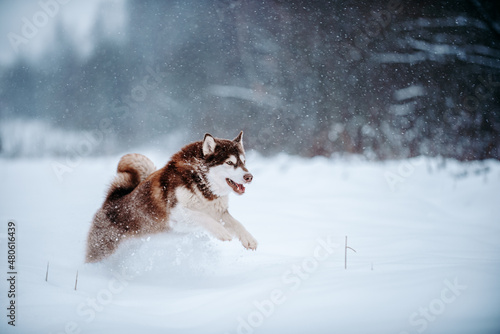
[
  {"left": 399, "top": 16, "right": 488, "bottom": 30},
  {"left": 0, "top": 119, "right": 115, "bottom": 158},
  {"left": 207, "top": 85, "right": 282, "bottom": 108},
  {"left": 389, "top": 102, "right": 415, "bottom": 116},
  {"left": 371, "top": 52, "right": 427, "bottom": 64},
  {"left": 1, "top": 153, "right": 500, "bottom": 334},
  {"left": 394, "top": 85, "right": 426, "bottom": 101}
]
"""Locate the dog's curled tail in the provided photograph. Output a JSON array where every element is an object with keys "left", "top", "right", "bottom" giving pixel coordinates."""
[{"left": 106, "top": 153, "right": 156, "bottom": 200}]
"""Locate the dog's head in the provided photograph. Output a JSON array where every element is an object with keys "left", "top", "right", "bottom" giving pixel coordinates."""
[{"left": 203, "top": 131, "right": 253, "bottom": 196}]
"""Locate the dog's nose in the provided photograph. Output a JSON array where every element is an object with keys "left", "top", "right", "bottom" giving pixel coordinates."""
[{"left": 243, "top": 173, "right": 253, "bottom": 183}]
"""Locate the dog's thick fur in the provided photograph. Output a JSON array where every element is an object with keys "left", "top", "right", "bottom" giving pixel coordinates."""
[{"left": 85, "top": 132, "right": 257, "bottom": 263}]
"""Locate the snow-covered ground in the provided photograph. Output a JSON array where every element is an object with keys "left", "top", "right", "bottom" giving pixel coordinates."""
[{"left": 1, "top": 152, "right": 499, "bottom": 334}]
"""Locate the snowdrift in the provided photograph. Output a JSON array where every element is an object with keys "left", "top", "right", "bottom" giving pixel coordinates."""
[{"left": 0, "top": 153, "right": 499, "bottom": 334}]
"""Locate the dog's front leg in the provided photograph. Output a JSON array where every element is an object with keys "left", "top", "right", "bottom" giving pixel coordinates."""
[
  {"left": 222, "top": 211, "right": 258, "bottom": 250},
  {"left": 183, "top": 208, "right": 233, "bottom": 242}
]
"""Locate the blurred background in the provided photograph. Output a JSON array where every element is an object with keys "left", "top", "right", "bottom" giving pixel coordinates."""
[{"left": 0, "top": 0, "right": 499, "bottom": 160}]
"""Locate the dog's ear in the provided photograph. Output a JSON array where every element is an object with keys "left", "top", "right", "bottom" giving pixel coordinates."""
[
  {"left": 203, "top": 133, "right": 216, "bottom": 156},
  {"left": 234, "top": 131, "right": 244, "bottom": 151}
]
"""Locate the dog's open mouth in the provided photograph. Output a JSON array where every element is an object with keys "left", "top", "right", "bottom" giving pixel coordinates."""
[{"left": 226, "top": 178, "right": 245, "bottom": 195}]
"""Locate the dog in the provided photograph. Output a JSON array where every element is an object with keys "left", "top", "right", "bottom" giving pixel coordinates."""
[{"left": 85, "top": 132, "right": 257, "bottom": 263}]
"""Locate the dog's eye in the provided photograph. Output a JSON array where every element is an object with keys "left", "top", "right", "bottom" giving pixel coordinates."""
[{"left": 226, "top": 161, "right": 234, "bottom": 166}]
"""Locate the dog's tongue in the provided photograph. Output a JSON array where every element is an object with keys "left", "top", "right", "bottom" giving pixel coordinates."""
[{"left": 227, "top": 178, "right": 246, "bottom": 195}]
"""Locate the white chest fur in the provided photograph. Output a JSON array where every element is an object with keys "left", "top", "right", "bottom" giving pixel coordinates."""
[{"left": 169, "top": 186, "right": 229, "bottom": 230}]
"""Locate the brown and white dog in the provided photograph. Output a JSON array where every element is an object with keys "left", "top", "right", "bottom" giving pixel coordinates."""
[{"left": 85, "top": 132, "right": 257, "bottom": 263}]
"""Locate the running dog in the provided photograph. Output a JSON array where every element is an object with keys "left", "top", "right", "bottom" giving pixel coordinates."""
[{"left": 85, "top": 132, "right": 257, "bottom": 262}]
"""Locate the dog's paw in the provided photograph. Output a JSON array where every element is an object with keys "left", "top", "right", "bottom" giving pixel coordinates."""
[
  {"left": 239, "top": 233, "right": 258, "bottom": 251},
  {"left": 215, "top": 227, "right": 233, "bottom": 242}
]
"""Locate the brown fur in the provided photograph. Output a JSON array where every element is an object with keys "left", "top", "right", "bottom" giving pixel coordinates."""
[{"left": 85, "top": 134, "right": 250, "bottom": 263}]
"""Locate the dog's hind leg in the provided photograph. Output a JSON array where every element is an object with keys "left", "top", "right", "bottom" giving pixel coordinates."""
[{"left": 85, "top": 210, "right": 125, "bottom": 263}]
